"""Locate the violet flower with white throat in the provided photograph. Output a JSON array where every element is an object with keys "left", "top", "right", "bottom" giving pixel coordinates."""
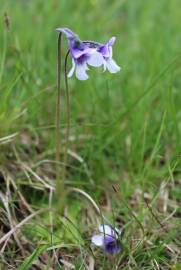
[
  {"left": 56, "top": 28, "right": 104, "bottom": 80},
  {"left": 56, "top": 28, "right": 121, "bottom": 80},
  {"left": 91, "top": 224, "right": 122, "bottom": 254}
]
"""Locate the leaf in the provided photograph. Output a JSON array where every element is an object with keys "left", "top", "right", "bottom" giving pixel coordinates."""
[{"left": 18, "top": 245, "right": 47, "bottom": 270}]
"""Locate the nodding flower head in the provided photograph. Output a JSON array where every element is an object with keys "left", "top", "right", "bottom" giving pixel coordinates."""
[
  {"left": 56, "top": 27, "right": 121, "bottom": 80},
  {"left": 91, "top": 224, "right": 122, "bottom": 254}
]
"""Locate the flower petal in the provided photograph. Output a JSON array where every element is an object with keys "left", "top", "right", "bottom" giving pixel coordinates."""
[
  {"left": 67, "top": 59, "right": 76, "bottom": 78},
  {"left": 75, "top": 63, "right": 89, "bottom": 80},
  {"left": 99, "top": 224, "right": 113, "bottom": 236},
  {"left": 71, "top": 46, "right": 93, "bottom": 59},
  {"left": 91, "top": 234, "right": 104, "bottom": 246},
  {"left": 99, "top": 45, "right": 110, "bottom": 58},
  {"left": 108, "top": 37, "right": 116, "bottom": 46},
  {"left": 105, "top": 241, "right": 122, "bottom": 254},
  {"left": 99, "top": 224, "right": 120, "bottom": 238},
  {"left": 105, "top": 58, "right": 121, "bottom": 73},
  {"left": 87, "top": 51, "right": 104, "bottom": 67},
  {"left": 109, "top": 46, "right": 113, "bottom": 58}
]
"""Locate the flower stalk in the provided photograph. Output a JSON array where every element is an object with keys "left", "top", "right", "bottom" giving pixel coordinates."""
[
  {"left": 63, "top": 50, "right": 71, "bottom": 181},
  {"left": 55, "top": 37, "right": 71, "bottom": 212},
  {"left": 55, "top": 32, "right": 63, "bottom": 203}
]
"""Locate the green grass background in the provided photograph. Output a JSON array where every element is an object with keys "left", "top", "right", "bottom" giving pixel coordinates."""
[{"left": 0, "top": 0, "right": 181, "bottom": 269}]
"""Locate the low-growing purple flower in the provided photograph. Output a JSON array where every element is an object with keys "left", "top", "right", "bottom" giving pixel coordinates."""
[
  {"left": 56, "top": 28, "right": 104, "bottom": 80},
  {"left": 56, "top": 27, "right": 121, "bottom": 80},
  {"left": 91, "top": 224, "right": 122, "bottom": 254}
]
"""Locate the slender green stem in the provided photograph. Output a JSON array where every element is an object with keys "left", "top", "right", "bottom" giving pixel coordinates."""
[
  {"left": 55, "top": 33, "right": 63, "bottom": 198},
  {"left": 63, "top": 50, "right": 70, "bottom": 181}
]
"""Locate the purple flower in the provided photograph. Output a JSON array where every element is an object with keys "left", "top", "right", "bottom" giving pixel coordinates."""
[
  {"left": 91, "top": 224, "right": 122, "bottom": 254},
  {"left": 56, "top": 28, "right": 104, "bottom": 80},
  {"left": 56, "top": 28, "right": 121, "bottom": 80},
  {"left": 98, "top": 37, "right": 121, "bottom": 73}
]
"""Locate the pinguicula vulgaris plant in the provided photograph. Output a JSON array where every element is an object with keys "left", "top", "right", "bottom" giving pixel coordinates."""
[{"left": 55, "top": 27, "right": 121, "bottom": 209}]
